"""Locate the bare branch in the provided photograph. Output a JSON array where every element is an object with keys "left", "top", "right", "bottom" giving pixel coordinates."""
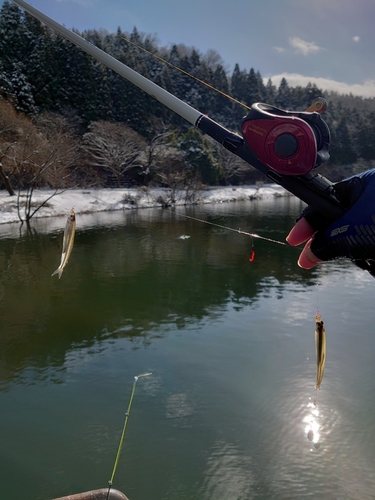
[{"left": 83, "top": 121, "right": 146, "bottom": 187}]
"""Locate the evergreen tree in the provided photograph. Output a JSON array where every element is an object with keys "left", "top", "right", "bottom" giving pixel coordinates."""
[
  {"left": 211, "top": 64, "right": 232, "bottom": 126},
  {"left": 275, "top": 78, "right": 291, "bottom": 109},
  {"left": 0, "top": 1, "right": 25, "bottom": 65},
  {"left": 87, "top": 58, "right": 113, "bottom": 122},
  {"left": 61, "top": 42, "right": 95, "bottom": 121},
  {"left": 179, "top": 128, "right": 223, "bottom": 184},
  {"left": 0, "top": 1, "right": 36, "bottom": 113},
  {"left": 246, "top": 68, "right": 264, "bottom": 105},
  {"left": 230, "top": 64, "right": 250, "bottom": 126},
  {"left": 174, "top": 53, "right": 194, "bottom": 103},
  {"left": 356, "top": 112, "right": 375, "bottom": 160},
  {"left": 231, "top": 64, "right": 248, "bottom": 103},
  {"left": 2, "top": 62, "right": 37, "bottom": 114},
  {"left": 187, "top": 49, "right": 215, "bottom": 114},
  {"left": 264, "top": 78, "right": 276, "bottom": 105},
  {"left": 46, "top": 34, "right": 75, "bottom": 112},
  {"left": 330, "top": 114, "right": 357, "bottom": 164},
  {"left": 304, "top": 83, "right": 324, "bottom": 108},
  {"left": 22, "top": 12, "right": 56, "bottom": 110}
]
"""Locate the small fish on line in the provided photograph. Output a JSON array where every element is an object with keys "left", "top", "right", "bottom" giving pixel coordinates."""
[
  {"left": 52, "top": 208, "right": 76, "bottom": 279},
  {"left": 315, "top": 312, "right": 326, "bottom": 395}
]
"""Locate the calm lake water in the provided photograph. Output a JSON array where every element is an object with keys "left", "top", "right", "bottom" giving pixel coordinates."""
[{"left": 1, "top": 196, "right": 375, "bottom": 500}]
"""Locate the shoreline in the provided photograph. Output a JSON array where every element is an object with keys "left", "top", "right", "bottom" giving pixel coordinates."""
[{"left": 0, "top": 184, "right": 292, "bottom": 226}]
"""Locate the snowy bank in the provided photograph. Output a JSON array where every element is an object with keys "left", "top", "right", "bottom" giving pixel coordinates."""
[{"left": 0, "top": 183, "right": 290, "bottom": 226}]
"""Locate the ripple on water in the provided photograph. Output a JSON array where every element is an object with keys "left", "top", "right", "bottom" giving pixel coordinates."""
[
  {"left": 199, "top": 440, "right": 257, "bottom": 500},
  {"left": 255, "top": 364, "right": 375, "bottom": 499}
]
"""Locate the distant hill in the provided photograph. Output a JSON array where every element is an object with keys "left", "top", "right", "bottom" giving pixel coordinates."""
[{"left": 1, "top": 0, "right": 375, "bottom": 191}]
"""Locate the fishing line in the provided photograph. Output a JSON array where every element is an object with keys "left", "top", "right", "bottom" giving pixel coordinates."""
[
  {"left": 118, "top": 35, "right": 251, "bottom": 111},
  {"left": 316, "top": 282, "right": 320, "bottom": 317},
  {"left": 106, "top": 372, "right": 152, "bottom": 500},
  {"left": 174, "top": 210, "right": 293, "bottom": 247}
]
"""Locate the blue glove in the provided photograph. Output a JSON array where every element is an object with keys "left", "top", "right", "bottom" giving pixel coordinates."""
[{"left": 295, "top": 169, "right": 375, "bottom": 275}]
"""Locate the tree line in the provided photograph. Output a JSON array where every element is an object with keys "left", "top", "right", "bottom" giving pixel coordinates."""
[{"left": 1, "top": 0, "right": 375, "bottom": 197}]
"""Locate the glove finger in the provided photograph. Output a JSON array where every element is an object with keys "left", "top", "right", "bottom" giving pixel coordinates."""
[
  {"left": 286, "top": 217, "right": 315, "bottom": 246},
  {"left": 297, "top": 239, "right": 323, "bottom": 269}
]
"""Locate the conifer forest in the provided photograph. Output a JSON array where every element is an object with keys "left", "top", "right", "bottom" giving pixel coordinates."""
[{"left": 1, "top": 0, "right": 375, "bottom": 194}]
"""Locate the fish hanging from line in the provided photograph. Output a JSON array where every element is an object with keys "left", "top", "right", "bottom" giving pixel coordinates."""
[
  {"left": 52, "top": 208, "right": 76, "bottom": 279},
  {"left": 315, "top": 312, "right": 326, "bottom": 394}
]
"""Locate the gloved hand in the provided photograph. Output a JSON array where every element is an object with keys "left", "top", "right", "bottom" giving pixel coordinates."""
[{"left": 287, "top": 169, "right": 375, "bottom": 276}]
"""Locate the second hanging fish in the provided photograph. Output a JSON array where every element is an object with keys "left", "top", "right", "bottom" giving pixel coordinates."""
[{"left": 315, "top": 312, "right": 326, "bottom": 390}]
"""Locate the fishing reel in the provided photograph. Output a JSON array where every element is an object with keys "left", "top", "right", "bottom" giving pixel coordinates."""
[{"left": 241, "top": 101, "right": 331, "bottom": 176}]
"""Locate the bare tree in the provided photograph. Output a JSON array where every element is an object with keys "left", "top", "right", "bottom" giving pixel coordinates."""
[
  {"left": 202, "top": 134, "right": 256, "bottom": 184},
  {"left": 217, "top": 146, "right": 253, "bottom": 183},
  {"left": 0, "top": 98, "right": 31, "bottom": 196},
  {"left": 82, "top": 121, "right": 146, "bottom": 187},
  {"left": 1, "top": 109, "right": 81, "bottom": 223},
  {"left": 201, "top": 48, "right": 227, "bottom": 71},
  {"left": 0, "top": 147, "right": 15, "bottom": 195},
  {"left": 139, "top": 127, "right": 174, "bottom": 180},
  {"left": 152, "top": 144, "right": 204, "bottom": 205}
]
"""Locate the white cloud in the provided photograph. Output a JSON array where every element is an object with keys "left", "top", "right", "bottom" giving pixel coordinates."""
[
  {"left": 288, "top": 37, "right": 323, "bottom": 56},
  {"left": 265, "top": 73, "right": 375, "bottom": 98},
  {"left": 353, "top": 36, "right": 360, "bottom": 42},
  {"left": 272, "top": 46, "right": 285, "bottom": 53}
]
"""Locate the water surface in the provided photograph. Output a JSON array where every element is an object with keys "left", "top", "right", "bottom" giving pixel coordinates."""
[{"left": 1, "top": 198, "right": 375, "bottom": 500}]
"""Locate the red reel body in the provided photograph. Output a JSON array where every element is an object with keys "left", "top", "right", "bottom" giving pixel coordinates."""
[{"left": 241, "top": 103, "right": 330, "bottom": 176}]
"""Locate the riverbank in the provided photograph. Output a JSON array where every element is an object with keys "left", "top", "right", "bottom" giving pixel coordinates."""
[{"left": 0, "top": 183, "right": 291, "bottom": 226}]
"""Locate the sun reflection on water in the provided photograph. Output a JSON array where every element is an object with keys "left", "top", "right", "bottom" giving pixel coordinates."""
[{"left": 303, "top": 400, "right": 321, "bottom": 449}]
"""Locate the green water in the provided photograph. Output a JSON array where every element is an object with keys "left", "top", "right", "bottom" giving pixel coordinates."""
[{"left": 1, "top": 197, "right": 375, "bottom": 500}]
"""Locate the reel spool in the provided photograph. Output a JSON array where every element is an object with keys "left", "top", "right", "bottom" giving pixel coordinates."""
[{"left": 241, "top": 102, "right": 330, "bottom": 176}]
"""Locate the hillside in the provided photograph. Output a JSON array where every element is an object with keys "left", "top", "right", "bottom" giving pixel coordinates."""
[{"left": 1, "top": 0, "right": 375, "bottom": 196}]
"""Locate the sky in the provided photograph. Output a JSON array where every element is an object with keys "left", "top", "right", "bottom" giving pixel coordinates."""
[{"left": 5, "top": 0, "right": 375, "bottom": 98}]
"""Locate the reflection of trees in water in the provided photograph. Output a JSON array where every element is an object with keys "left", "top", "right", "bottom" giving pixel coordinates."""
[{"left": 0, "top": 200, "right": 321, "bottom": 385}]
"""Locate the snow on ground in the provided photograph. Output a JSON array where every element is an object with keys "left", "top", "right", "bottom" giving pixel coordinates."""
[
  {"left": 0, "top": 183, "right": 289, "bottom": 227},
  {"left": 0, "top": 184, "right": 299, "bottom": 242}
]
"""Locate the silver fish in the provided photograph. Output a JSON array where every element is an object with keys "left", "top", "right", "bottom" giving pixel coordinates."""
[
  {"left": 315, "top": 313, "right": 326, "bottom": 390},
  {"left": 52, "top": 208, "right": 76, "bottom": 279}
]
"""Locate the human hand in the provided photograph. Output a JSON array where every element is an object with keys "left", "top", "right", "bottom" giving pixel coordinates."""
[
  {"left": 286, "top": 217, "right": 322, "bottom": 269},
  {"left": 286, "top": 169, "right": 375, "bottom": 275}
]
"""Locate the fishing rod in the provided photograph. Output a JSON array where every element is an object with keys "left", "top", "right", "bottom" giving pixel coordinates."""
[
  {"left": 106, "top": 372, "right": 152, "bottom": 500},
  {"left": 12, "top": 0, "right": 346, "bottom": 223}
]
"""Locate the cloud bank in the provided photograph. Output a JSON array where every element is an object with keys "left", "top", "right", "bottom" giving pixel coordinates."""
[{"left": 266, "top": 73, "right": 375, "bottom": 98}]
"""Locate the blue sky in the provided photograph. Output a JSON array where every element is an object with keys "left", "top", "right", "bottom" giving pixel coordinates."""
[{"left": 5, "top": 0, "right": 375, "bottom": 97}]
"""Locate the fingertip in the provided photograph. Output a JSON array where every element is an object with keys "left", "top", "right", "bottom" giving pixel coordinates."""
[
  {"left": 286, "top": 218, "right": 315, "bottom": 246},
  {"left": 298, "top": 254, "right": 318, "bottom": 269},
  {"left": 297, "top": 240, "right": 323, "bottom": 269}
]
